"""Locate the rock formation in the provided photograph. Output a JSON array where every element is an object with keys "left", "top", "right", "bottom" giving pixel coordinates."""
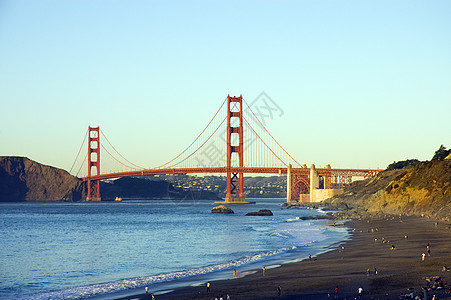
[
  {"left": 245, "top": 209, "right": 273, "bottom": 216},
  {"left": 0, "top": 156, "right": 84, "bottom": 201},
  {"left": 324, "top": 160, "right": 451, "bottom": 220},
  {"left": 211, "top": 205, "right": 234, "bottom": 214},
  {"left": 0, "top": 156, "right": 220, "bottom": 202}
]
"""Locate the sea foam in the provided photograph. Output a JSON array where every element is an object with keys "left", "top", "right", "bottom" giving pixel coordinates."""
[{"left": 23, "top": 246, "right": 296, "bottom": 300}]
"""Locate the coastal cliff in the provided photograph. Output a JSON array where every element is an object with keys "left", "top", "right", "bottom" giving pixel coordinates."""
[
  {"left": 324, "top": 159, "right": 451, "bottom": 220},
  {"left": 0, "top": 156, "right": 220, "bottom": 201},
  {"left": 0, "top": 156, "right": 84, "bottom": 202}
]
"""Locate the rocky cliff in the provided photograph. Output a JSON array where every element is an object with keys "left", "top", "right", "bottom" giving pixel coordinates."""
[
  {"left": 324, "top": 159, "right": 451, "bottom": 220},
  {"left": 0, "top": 156, "right": 84, "bottom": 201},
  {"left": 0, "top": 156, "right": 221, "bottom": 202}
]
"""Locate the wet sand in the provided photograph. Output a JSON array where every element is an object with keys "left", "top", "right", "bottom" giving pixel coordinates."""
[{"left": 119, "top": 216, "right": 451, "bottom": 300}]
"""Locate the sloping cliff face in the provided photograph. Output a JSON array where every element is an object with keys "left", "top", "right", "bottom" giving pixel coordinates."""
[
  {"left": 325, "top": 160, "right": 451, "bottom": 220},
  {"left": 0, "top": 156, "right": 220, "bottom": 201},
  {"left": 0, "top": 156, "right": 84, "bottom": 202}
]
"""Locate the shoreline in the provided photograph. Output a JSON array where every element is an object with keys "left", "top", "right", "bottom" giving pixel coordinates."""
[
  {"left": 115, "top": 215, "right": 451, "bottom": 300},
  {"left": 100, "top": 218, "right": 349, "bottom": 300}
]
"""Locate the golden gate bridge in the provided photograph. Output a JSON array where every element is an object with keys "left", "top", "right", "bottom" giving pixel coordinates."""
[{"left": 70, "top": 95, "right": 380, "bottom": 203}]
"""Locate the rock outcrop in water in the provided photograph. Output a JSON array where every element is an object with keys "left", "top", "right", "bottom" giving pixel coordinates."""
[
  {"left": 211, "top": 205, "right": 234, "bottom": 214},
  {"left": 297, "top": 213, "right": 334, "bottom": 220},
  {"left": 245, "top": 209, "right": 273, "bottom": 216}
]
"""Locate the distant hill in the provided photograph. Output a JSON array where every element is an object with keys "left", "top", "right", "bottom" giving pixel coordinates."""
[
  {"left": 142, "top": 174, "right": 287, "bottom": 198},
  {"left": 0, "top": 156, "right": 84, "bottom": 202},
  {"left": 103, "top": 177, "right": 221, "bottom": 200},
  {"left": 324, "top": 159, "right": 451, "bottom": 220},
  {"left": 0, "top": 156, "right": 220, "bottom": 202}
]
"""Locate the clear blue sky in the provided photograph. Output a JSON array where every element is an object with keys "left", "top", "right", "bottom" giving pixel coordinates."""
[{"left": 1, "top": 0, "right": 450, "bottom": 172}]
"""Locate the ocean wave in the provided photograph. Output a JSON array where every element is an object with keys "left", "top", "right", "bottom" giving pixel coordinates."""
[
  {"left": 23, "top": 247, "right": 296, "bottom": 300},
  {"left": 316, "top": 208, "right": 327, "bottom": 214},
  {"left": 270, "top": 232, "right": 290, "bottom": 239},
  {"left": 271, "top": 219, "right": 328, "bottom": 250}
]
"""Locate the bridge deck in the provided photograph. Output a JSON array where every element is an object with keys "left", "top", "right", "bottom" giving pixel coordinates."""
[{"left": 82, "top": 167, "right": 381, "bottom": 181}]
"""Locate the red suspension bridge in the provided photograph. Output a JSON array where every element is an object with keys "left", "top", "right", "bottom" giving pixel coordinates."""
[{"left": 70, "top": 95, "right": 381, "bottom": 203}]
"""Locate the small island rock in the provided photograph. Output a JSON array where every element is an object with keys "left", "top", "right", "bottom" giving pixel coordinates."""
[
  {"left": 211, "top": 205, "right": 234, "bottom": 214},
  {"left": 297, "top": 213, "right": 334, "bottom": 220},
  {"left": 245, "top": 209, "right": 273, "bottom": 216}
]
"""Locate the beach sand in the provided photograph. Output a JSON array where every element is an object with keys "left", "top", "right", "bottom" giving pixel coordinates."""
[{"left": 118, "top": 216, "right": 451, "bottom": 300}]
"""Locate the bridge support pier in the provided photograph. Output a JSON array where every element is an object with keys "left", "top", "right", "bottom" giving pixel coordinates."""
[
  {"left": 216, "top": 95, "right": 253, "bottom": 204},
  {"left": 309, "top": 164, "right": 319, "bottom": 203},
  {"left": 87, "top": 179, "right": 100, "bottom": 201},
  {"left": 285, "top": 164, "right": 345, "bottom": 204},
  {"left": 286, "top": 164, "right": 292, "bottom": 202},
  {"left": 86, "top": 126, "right": 101, "bottom": 201}
]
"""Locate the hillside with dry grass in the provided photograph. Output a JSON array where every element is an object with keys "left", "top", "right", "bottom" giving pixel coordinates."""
[{"left": 324, "top": 159, "right": 451, "bottom": 220}]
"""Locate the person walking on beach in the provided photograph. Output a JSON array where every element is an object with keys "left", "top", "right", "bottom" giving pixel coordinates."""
[
  {"left": 422, "top": 252, "right": 426, "bottom": 261},
  {"left": 358, "top": 286, "right": 363, "bottom": 299},
  {"left": 309, "top": 254, "right": 312, "bottom": 261},
  {"left": 233, "top": 269, "right": 237, "bottom": 278},
  {"left": 206, "top": 281, "right": 211, "bottom": 292},
  {"left": 427, "top": 243, "right": 431, "bottom": 256},
  {"left": 334, "top": 286, "right": 339, "bottom": 298},
  {"left": 277, "top": 286, "right": 281, "bottom": 297},
  {"left": 262, "top": 266, "right": 266, "bottom": 276},
  {"left": 151, "top": 293, "right": 155, "bottom": 300},
  {"left": 422, "top": 287, "right": 428, "bottom": 300},
  {"left": 145, "top": 286, "right": 148, "bottom": 295}
]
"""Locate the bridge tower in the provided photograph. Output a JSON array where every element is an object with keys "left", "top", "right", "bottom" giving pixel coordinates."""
[
  {"left": 86, "top": 126, "right": 101, "bottom": 201},
  {"left": 224, "top": 95, "right": 248, "bottom": 203}
]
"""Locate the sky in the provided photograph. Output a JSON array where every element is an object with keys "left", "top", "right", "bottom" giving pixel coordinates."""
[{"left": 1, "top": 0, "right": 450, "bottom": 173}]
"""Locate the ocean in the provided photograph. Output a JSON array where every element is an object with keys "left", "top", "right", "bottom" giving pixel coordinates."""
[{"left": 0, "top": 199, "right": 349, "bottom": 299}]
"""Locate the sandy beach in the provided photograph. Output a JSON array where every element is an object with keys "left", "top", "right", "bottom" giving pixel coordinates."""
[{"left": 119, "top": 216, "right": 451, "bottom": 300}]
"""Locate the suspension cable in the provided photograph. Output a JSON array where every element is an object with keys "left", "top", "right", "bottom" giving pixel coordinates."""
[
  {"left": 155, "top": 97, "right": 227, "bottom": 169},
  {"left": 100, "top": 129, "right": 146, "bottom": 170},
  {"left": 76, "top": 152, "right": 88, "bottom": 177},
  {"left": 243, "top": 98, "right": 302, "bottom": 167},
  {"left": 243, "top": 115, "right": 287, "bottom": 167},
  {"left": 70, "top": 128, "right": 88, "bottom": 174},
  {"left": 168, "top": 116, "right": 227, "bottom": 168},
  {"left": 100, "top": 144, "right": 143, "bottom": 171}
]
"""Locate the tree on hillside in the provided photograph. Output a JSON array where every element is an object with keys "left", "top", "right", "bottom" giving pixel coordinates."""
[
  {"left": 431, "top": 145, "right": 451, "bottom": 161},
  {"left": 386, "top": 159, "right": 420, "bottom": 171}
]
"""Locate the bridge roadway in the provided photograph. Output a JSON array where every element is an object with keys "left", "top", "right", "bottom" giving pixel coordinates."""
[{"left": 82, "top": 167, "right": 379, "bottom": 182}]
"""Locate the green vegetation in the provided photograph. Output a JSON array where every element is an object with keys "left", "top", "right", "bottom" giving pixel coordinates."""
[
  {"left": 432, "top": 144, "right": 451, "bottom": 161},
  {"left": 386, "top": 159, "right": 420, "bottom": 171}
]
